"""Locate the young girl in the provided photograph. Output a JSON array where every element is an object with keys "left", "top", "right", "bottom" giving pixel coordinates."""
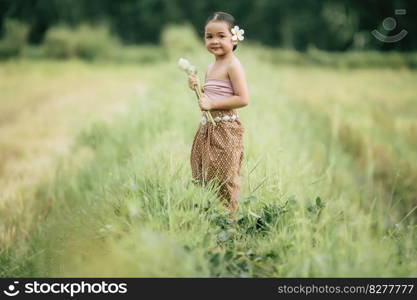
[{"left": 188, "top": 11, "right": 249, "bottom": 214}]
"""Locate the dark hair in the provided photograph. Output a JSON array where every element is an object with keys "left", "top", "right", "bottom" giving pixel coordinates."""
[{"left": 205, "top": 11, "right": 237, "bottom": 51}]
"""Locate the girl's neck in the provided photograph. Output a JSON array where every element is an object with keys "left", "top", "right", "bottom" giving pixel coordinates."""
[{"left": 214, "top": 51, "right": 234, "bottom": 61}]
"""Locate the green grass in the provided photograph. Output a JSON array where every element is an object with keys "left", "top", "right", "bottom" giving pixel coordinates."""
[{"left": 0, "top": 47, "right": 416, "bottom": 277}]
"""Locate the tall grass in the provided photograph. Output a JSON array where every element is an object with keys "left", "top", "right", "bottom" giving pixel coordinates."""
[
  {"left": 1, "top": 48, "right": 416, "bottom": 277},
  {"left": 0, "top": 59, "right": 150, "bottom": 260}
]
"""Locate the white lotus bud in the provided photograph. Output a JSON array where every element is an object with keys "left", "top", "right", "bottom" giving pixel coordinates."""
[{"left": 178, "top": 58, "right": 191, "bottom": 71}]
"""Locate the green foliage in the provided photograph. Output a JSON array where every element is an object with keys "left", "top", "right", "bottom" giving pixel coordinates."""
[
  {"left": 0, "top": 18, "right": 29, "bottom": 59},
  {"left": 42, "top": 26, "right": 76, "bottom": 59},
  {"left": 42, "top": 23, "right": 120, "bottom": 60},
  {"left": 1, "top": 0, "right": 417, "bottom": 51},
  {"left": 261, "top": 45, "right": 417, "bottom": 69},
  {"left": 160, "top": 23, "right": 203, "bottom": 59}
]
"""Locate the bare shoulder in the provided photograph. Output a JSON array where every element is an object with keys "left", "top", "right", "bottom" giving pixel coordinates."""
[
  {"left": 227, "top": 56, "right": 246, "bottom": 78},
  {"left": 227, "top": 56, "right": 244, "bottom": 74}
]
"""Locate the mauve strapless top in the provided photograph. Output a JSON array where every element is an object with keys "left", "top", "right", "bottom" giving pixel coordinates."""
[
  {"left": 203, "top": 78, "right": 234, "bottom": 100},
  {"left": 203, "top": 78, "right": 238, "bottom": 117}
]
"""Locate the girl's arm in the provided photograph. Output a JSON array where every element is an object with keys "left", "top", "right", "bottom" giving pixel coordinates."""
[{"left": 209, "top": 59, "right": 249, "bottom": 110}]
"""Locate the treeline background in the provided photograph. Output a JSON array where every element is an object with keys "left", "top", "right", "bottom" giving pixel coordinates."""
[{"left": 0, "top": 0, "right": 416, "bottom": 51}]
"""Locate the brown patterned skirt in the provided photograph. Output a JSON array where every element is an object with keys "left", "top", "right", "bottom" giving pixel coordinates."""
[{"left": 190, "top": 110, "right": 245, "bottom": 211}]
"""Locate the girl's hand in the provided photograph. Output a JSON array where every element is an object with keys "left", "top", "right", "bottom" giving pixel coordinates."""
[
  {"left": 188, "top": 74, "right": 200, "bottom": 90},
  {"left": 198, "top": 94, "right": 213, "bottom": 111}
]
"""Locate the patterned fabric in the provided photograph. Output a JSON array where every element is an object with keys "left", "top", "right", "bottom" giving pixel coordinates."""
[{"left": 190, "top": 78, "right": 245, "bottom": 211}]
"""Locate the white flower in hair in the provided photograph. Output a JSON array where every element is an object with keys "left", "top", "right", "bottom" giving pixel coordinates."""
[{"left": 231, "top": 25, "right": 244, "bottom": 41}]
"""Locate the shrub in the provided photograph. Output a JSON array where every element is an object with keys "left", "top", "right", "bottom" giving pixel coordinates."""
[
  {"left": 43, "top": 23, "right": 120, "bottom": 60},
  {"left": 42, "top": 26, "right": 77, "bottom": 59},
  {"left": 160, "top": 23, "right": 203, "bottom": 59},
  {"left": 73, "top": 24, "right": 120, "bottom": 60},
  {"left": 0, "top": 18, "right": 29, "bottom": 59}
]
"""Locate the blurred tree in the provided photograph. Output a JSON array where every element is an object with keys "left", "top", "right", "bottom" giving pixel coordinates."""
[{"left": 0, "top": 0, "right": 415, "bottom": 51}]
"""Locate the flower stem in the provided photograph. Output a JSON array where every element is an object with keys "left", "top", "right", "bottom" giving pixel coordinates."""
[{"left": 194, "top": 83, "right": 216, "bottom": 126}]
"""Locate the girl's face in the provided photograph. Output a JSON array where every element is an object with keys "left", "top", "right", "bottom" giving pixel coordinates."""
[{"left": 204, "top": 21, "right": 237, "bottom": 57}]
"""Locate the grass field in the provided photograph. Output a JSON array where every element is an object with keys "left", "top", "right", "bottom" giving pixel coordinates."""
[{"left": 1, "top": 46, "right": 416, "bottom": 277}]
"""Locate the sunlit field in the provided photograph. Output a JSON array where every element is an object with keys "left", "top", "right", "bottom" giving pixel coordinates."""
[{"left": 1, "top": 44, "right": 416, "bottom": 277}]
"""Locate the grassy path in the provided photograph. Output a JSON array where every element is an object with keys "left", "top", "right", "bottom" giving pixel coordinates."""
[{"left": 0, "top": 59, "right": 149, "bottom": 248}]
